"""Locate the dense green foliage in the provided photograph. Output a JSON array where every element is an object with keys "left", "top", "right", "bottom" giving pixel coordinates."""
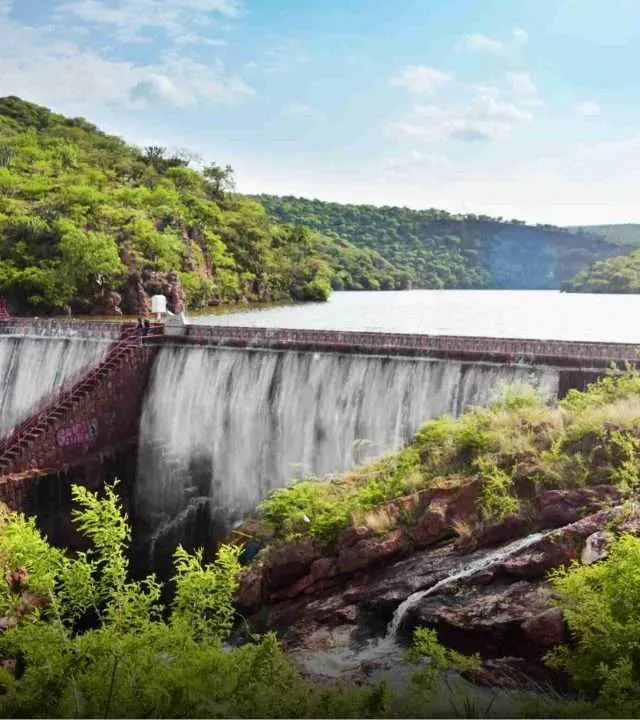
[
  {"left": 548, "top": 534, "right": 640, "bottom": 717},
  {"left": 0, "top": 97, "right": 400, "bottom": 314},
  {"left": 0, "top": 482, "right": 491, "bottom": 718},
  {"left": 562, "top": 248, "right": 640, "bottom": 293},
  {"left": 255, "top": 194, "right": 618, "bottom": 290},
  {"left": 259, "top": 370, "right": 640, "bottom": 544}
]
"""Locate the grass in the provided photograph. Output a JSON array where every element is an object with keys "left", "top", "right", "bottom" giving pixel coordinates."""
[{"left": 256, "top": 368, "right": 640, "bottom": 545}]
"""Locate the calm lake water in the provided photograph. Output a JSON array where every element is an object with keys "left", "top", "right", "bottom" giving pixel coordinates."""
[{"left": 192, "top": 290, "right": 640, "bottom": 344}]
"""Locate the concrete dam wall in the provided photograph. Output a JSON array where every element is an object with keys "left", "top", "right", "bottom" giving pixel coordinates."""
[{"left": 0, "top": 319, "right": 634, "bottom": 562}]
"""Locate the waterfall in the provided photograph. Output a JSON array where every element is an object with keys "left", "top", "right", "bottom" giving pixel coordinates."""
[
  {"left": 289, "top": 529, "right": 552, "bottom": 681},
  {"left": 135, "top": 345, "right": 559, "bottom": 555},
  {"left": 0, "top": 335, "right": 111, "bottom": 437},
  {"left": 386, "top": 531, "right": 549, "bottom": 638}
]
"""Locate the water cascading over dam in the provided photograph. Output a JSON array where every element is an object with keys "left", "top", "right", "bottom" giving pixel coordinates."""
[
  {"left": 0, "top": 333, "right": 111, "bottom": 438},
  {"left": 135, "top": 345, "right": 560, "bottom": 561}
]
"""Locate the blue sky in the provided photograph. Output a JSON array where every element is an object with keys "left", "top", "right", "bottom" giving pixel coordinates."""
[{"left": 1, "top": 0, "right": 640, "bottom": 225}]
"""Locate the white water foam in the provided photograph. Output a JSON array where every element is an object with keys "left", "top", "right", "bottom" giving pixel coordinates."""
[{"left": 0, "top": 335, "right": 111, "bottom": 437}]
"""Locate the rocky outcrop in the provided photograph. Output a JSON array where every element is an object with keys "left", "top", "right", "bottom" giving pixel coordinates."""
[
  {"left": 235, "top": 484, "right": 637, "bottom": 688},
  {"left": 167, "top": 272, "right": 185, "bottom": 314}
]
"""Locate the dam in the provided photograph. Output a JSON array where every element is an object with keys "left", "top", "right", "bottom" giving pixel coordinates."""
[{"left": 0, "top": 317, "right": 637, "bottom": 567}]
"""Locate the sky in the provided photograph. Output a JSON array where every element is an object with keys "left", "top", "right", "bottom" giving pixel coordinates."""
[{"left": 1, "top": 0, "right": 640, "bottom": 226}]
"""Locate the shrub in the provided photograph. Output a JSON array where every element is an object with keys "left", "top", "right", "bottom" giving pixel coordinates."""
[{"left": 547, "top": 534, "right": 640, "bottom": 717}]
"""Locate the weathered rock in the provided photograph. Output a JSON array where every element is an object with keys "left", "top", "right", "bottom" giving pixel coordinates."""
[
  {"left": 167, "top": 272, "right": 186, "bottom": 314},
  {"left": 474, "top": 514, "right": 532, "bottom": 551},
  {"left": 235, "top": 565, "right": 264, "bottom": 613},
  {"left": 271, "top": 572, "right": 316, "bottom": 601},
  {"left": 310, "top": 557, "right": 340, "bottom": 580},
  {"left": 581, "top": 530, "right": 612, "bottom": 565},
  {"left": 409, "top": 581, "right": 554, "bottom": 658},
  {"left": 500, "top": 507, "right": 622, "bottom": 579},
  {"left": 407, "top": 502, "right": 450, "bottom": 547},
  {"left": 521, "top": 608, "right": 565, "bottom": 648},
  {"left": 264, "top": 541, "right": 321, "bottom": 593},
  {"left": 537, "top": 485, "right": 621, "bottom": 528},
  {"left": 336, "top": 525, "right": 370, "bottom": 549},
  {"left": 337, "top": 529, "right": 412, "bottom": 574},
  {"left": 104, "top": 291, "right": 123, "bottom": 316},
  {"left": 463, "top": 657, "right": 565, "bottom": 691}
]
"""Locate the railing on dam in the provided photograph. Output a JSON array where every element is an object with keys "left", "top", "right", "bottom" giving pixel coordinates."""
[
  {"left": 175, "top": 325, "right": 640, "bottom": 368},
  {"left": 2, "top": 318, "right": 640, "bottom": 368}
]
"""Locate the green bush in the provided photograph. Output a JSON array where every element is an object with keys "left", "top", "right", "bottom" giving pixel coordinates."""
[{"left": 547, "top": 534, "right": 640, "bottom": 717}]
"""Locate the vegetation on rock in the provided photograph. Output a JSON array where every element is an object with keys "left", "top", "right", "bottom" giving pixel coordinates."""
[
  {"left": 0, "top": 97, "right": 400, "bottom": 315},
  {"left": 255, "top": 194, "right": 619, "bottom": 291}
]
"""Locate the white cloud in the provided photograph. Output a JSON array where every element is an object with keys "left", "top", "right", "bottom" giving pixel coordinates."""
[
  {"left": 575, "top": 100, "right": 601, "bottom": 118},
  {"left": 512, "top": 26, "right": 528, "bottom": 44},
  {"left": 282, "top": 102, "right": 312, "bottom": 116},
  {"left": 57, "top": 0, "right": 242, "bottom": 43},
  {"left": 505, "top": 72, "right": 542, "bottom": 106},
  {"left": 390, "top": 65, "right": 453, "bottom": 95},
  {"left": 392, "top": 84, "right": 535, "bottom": 144},
  {"left": 0, "top": 11, "right": 254, "bottom": 115},
  {"left": 456, "top": 33, "right": 504, "bottom": 54},
  {"left": 0, "top": 0, "right": 12, "bottom": 15}
]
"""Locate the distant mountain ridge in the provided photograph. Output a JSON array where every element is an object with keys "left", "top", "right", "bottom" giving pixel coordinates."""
[
  {"left": 567, "top": 224, "right": 640, "bottom": 247},
  {"left": 255, "top": 194, "right": 622, "bottom": 291}
]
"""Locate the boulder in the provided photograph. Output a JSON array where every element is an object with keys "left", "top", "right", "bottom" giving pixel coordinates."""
[
  {"left": 521, "top": 608, "right": 566, "bottom": 648},
  {"left": 336, "top": 526, "right": 370, "bottom": 549},
  {"left": 474, "top": 514, "right": 532, "bottom": 550},
  {"left": 310, "top": 557, "right": 340, "bottom": 580},
  {"left": 235, "top": 565, "right": 264, "bottom": 613},
  {"left": 407, "top": 502, "right": 450, "bottom": 547},
  {"left": 581, "top": 530, "right": 612, "bottom": 565},
  {"left": 337, "top": 529, "right": 413, "bottom": 574},
  {"left": 537, "top": 486, "right": 621, "bottom": 528},
  {"left": 264, "top": 541, "right": 321, "bottom": 593},
  {"left": 409, "top": 581, "right": 555, "bottom": 658}
]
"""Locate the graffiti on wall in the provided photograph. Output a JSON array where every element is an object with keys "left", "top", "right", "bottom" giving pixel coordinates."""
[{"left": 56, "top": 419, "right": 98, "bottom": 448}]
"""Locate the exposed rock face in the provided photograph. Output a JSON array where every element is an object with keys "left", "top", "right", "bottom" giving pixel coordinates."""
[
  {"left": 103, "top": 291, "right": 123, "bottom": 316},
  {"left": 167, "top": 272, "right": 185, "bottom": 314},
  {"left": 235, "top": 484, "right": 635, "bottom": 689},
  {"left": 537, "top": 485, "right": 621, "bottom": 528},
  {"left": 122, "top": 272, "right": 150, "bottom": 316}
]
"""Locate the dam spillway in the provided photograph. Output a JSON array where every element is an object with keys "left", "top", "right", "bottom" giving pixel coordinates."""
[
  {"left": 135, "top": 345, "right": 559, "bottom": 550},
  {"left": 0, "top": 318, "right": 636, "bottom": 560}
]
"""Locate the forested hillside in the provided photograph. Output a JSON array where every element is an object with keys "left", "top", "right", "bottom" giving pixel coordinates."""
[
  {"left": 256, "top": 195, "right": 621, "bottom": 290},
  {"left": 562, "top": 248, "right": 640, "bottom": 293},
  {"left": 0, "top": 97, "right": 403, "bottom": 315}
]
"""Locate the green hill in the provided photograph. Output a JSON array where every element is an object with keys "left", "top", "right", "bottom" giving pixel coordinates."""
[
  {"left": 562, "top": 248, "right": 640, "bottom": 293},
  {"left": 0, "top": 97, "right": 404, "bottom": 315},
  {"left": 255, "top": 194, "right": 622, "bottom": 290}
]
